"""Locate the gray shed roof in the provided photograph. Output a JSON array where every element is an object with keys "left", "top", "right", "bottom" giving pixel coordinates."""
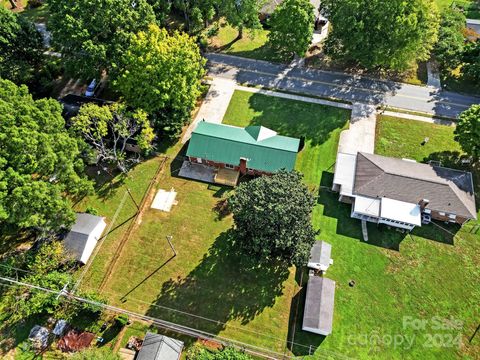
[
  {"left": 64, "top": 213, "right": 105, "bottom": 262},
  {"left": 308, "top": 241, "right": 332, "bottom": 269},
  {"left": 137, "top": 332, "right": 184, "bottom": 360},
  {"left": 354, "top": 153, "right": 477, "bottom": 219},
  {"left": 302, "top": 276, "right": 335, "bottom": 336},
  {"left": 70, "top": 213, "right": 104, "bottom": 234}
]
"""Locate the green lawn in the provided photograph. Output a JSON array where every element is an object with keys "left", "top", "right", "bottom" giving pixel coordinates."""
[
  {"left": 80, "top": 95, "right": 479, "bottom": 359},
  {"left": 79, "top": 92, "right": 349, "bottom": 355},
  {"left": 223, "top": 90, "right": 350, "bottom": 187},
  {"left": 207, "top": 21, "right": 282, "bottom": 63},
  {"left": 224, "top": 101, "right": 480, "bottom": 359},
  {"left": 2, "top": 1, "right": 49, "bottom": 22}
]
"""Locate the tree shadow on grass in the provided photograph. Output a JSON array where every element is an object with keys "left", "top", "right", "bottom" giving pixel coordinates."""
[
  {"left": 144, "top": 229, "right": 290, "bottom": 336},
  {"left": 245, "top": 94, "right": 349, "bottom": 147}
]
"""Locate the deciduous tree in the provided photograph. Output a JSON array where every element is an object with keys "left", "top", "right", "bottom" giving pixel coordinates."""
[
  {"left": 221, "top": 0, "right": 264, "bottom": 38},
  {"left": 268, "top": 0, "right": 315, "bottom": 58},
  {"left": 321, "top": 0, "right": 440, "bottom": 70},
  {"left": 187, "top": 345, "right": 253, "bottom": 360},
  {"left": 0, "top": 7, "right": 43, "bottom": 84},
  {"left": 0, "top": 242, "right": 104, "bottom": 327},
  {"left": 433, "top": 8, "right": 466, "bottom": 70},
  {"left": 461, "top": 40, "right": 480, "bottom": 83},
  {"left": 48, "top": 0, "right": 156, "bottom": 78},
  {"left": 71, "top": 103, "right": 154, "bottom": 173},
  {"left": 229, "top": 170, "right": 317, "bottom": 267},
  {"left": 0, "top": 79, "right": 92, "bottom": 233},
  {"left": 114, "top": 25, "right": 205, "bottom": 136},
  {"left": 454, "top": 104, "right": 480, "bottom": 159}
]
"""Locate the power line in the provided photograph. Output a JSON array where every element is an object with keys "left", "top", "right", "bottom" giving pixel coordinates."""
[
  {"left": 0, "top": 276, "right": 293, "bottom": 360},
  {"left": 72, "top": 190, "right": 130, "bottom": 293},
  {"left": 99, "top": 288, "right": 313, "bottom": 351}
]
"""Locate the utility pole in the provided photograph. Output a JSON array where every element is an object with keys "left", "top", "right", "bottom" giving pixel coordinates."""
[
  {"left": 166, "top": 235, "right": 177, "bottom": 256},
  {"left": 127, "top": 188, "right": 140, "bottom": 211}
]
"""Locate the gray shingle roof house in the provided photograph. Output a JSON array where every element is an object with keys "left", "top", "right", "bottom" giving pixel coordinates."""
[
  {"left": 302, "top": 276, "right": 335, "bottom": 336},
  {"left": 333, "top": 152, "right": 477, "bottom": 230},
  {"left": 137, "top": 332, "right": 184, "bottom": 360},
  {"left": 64, "top": 213, "right": 107, "bottom": 264}
]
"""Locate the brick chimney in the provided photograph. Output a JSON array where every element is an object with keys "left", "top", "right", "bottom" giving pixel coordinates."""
[{"left": 418, "top": 199, "right": 430, "bottom": 210}]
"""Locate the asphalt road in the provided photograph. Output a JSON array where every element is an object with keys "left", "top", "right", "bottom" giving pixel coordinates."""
[{"left": 206, "top": 53, "right": 480, "bottom": 118}]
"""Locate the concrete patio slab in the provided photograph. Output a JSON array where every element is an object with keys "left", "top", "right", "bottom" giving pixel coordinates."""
[{"left": 178, "top": 161, "right": 215, "bottom": 184}]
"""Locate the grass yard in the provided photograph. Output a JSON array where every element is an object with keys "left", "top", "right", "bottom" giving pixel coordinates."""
[
  {"left": 223, "top": 99, "right": 479, "bottom": 359},
  {"left": 2, "top": 1, "right": 49, "bottom": 22},
  {"left": 79, "top": 92, "right": 350, "bottom": 356},
  {"left": 223, "top": 90, "right": 350, "bottom": 187},
  {"left": 207, "top": 21, "right": 281, "bottom": 63},
  {"left": 80, "top": 93, "right": 479, "bottom": 358}
]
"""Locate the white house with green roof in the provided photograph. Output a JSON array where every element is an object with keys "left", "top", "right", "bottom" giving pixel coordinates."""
[{"left": 186, "top": 121, "right": 300, "bottom": 182}]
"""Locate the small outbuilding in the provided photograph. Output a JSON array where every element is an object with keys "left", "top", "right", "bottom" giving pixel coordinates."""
[
  {"left": 136, "top": 332, "right": 184, "bottom": 360},
  {"left": 64, "top": 213, "right": 107, "bottom": 264},
  {"left": 308, "top": 241, "right": 333, "bottom": 272},
  {"left": 302, "top": 275, "right": 335, "bottom": 336}
]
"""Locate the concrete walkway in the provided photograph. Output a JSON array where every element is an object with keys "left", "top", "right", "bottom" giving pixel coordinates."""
[
  {"left": 338, "top": 103, "right": 376, "bottom": 155},
  {"left": 380, "top": 110, "right": 455, "bottom": 126},
  {"left": 182, "top": 77, "right": 236, "bottom": 143},
  {"left": 235, "top": 85, "right": 352, "bottom": 110}
]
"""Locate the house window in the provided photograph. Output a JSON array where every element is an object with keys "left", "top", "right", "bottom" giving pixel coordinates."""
[
  {"left": 225, "top": 164, "right": 234, "bottom": 169},
  {"left": 439, "top": 212, "right": 445, "bottom": 216},
  {"left": 448, "top": 214, "right": 456, "bottom": 220},
  {"left": 423, "top": 209, "right": 431, "bottom": 214},
  {"left": 197, "top": 158, "right": 202, "bottom": 164}
]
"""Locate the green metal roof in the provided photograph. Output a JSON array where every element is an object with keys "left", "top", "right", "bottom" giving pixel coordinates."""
[{"left": 186, "top": 122, "right": 300, "bottom": 173}]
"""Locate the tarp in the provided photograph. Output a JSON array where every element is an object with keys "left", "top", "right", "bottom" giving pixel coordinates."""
[
  {"left": 29, "top": 325, "right": 49, "bottom": 349},
  {"left": 57, "top": 329, "right": 95, "bottom": 352}
]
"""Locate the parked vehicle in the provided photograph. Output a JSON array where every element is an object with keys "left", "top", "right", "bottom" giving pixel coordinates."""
[{"left": 85, "top": 79, "right": 97, "bottom": 97}]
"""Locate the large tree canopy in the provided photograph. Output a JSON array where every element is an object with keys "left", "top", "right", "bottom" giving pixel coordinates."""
[
  {"left": 48, "top": 0, "right": 156, "bottom": 78},
  {"left": 461, "top": 40, "right": 480, "bottom": 84},
  {"left": 71, "top": 103, "right": 154, "bottom": 173},
  {"left": 268, "top": 0, "right": 315, "bottom": 58},
  {"left": 229, "top": 171, "right": 317, "bottom": 267},
  {"left": 221, "top": 0, "right": 264, "bottom": 38},
  {"left": 0, "top": 7, "right": 43, "bottom": 84},
  {"left": 433, "top": 8, "right": 466, "bottom": 70},
  {"left": 322, "top": 0, "right": 440, "bottom": 70},
  {"left": 0, "top": 79, "right": 92, "bottom": 232},
  {"left": 0, "top": 241, "right": 103, "bottom": 328},
  {"left": 114, "top": 24, "right": 205, "bottom": 136},
  {"left": 454, "top": 104, "right": 480, "bottom": 160}
]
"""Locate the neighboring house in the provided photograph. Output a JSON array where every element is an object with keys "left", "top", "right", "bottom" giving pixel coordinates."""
[
  {"left": 63, "top": 213, "right": 107, "bottom": 264},
  {"left": 259, "top": 0, "right": 328, "bottom": 32},
  {"left": 332, "top": 152, "right": 477, "bottom": 231},
  {"left": 186, "top": 121, "right": 300, "bottom": 176},
  {"left": 302, "top": 275, "right": 335, "bottom": 336},
  {"left": 466, "top": 19, "right": 480, "bottom": 41},
  {"left": 136, "top": 332, "right": 184, "bottom": 360}
]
